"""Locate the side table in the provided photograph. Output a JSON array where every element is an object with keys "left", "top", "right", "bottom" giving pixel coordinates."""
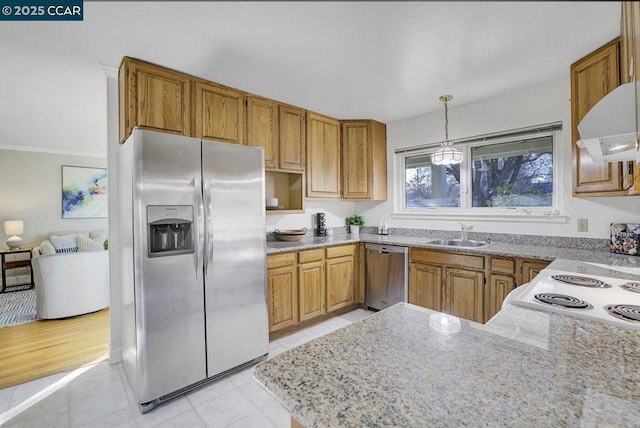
[{"left": 0, "top": 247, "right": 34, "bottom": 293}]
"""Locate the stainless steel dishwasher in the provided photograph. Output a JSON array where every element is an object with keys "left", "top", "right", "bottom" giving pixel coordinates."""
[{"left": 365, "top": 243, "right": 408, "bottom": 311}]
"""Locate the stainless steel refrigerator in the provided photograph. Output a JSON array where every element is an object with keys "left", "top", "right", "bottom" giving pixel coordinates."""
[{"left": 118, "top": 128, "right": 268, "bottom": 413}]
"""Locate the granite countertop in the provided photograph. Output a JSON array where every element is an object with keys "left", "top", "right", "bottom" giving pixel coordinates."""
[
  {"left": 253, "top": 302, "right": 640, "bottom": 427},
  {"left": 267, "top": 233, "right": 640, "bottom": 270}
]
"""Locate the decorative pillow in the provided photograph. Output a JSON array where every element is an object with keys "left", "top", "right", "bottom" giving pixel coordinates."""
[
  {"left": 50, "top": 234, "right": 78, "bottom": 253},
  {"left": 77, "top": 234, "right": 105, "bottom": 252},
  {"left": 89, "top": 232, "right": 107, "bottom": 243},
  {"left": 39, "top": 241, "right": 56, "bottom": 255}
]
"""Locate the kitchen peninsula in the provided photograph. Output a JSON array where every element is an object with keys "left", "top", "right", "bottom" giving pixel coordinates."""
[{"left": 254, "top": 255, "right": 640, "bottom": 427}]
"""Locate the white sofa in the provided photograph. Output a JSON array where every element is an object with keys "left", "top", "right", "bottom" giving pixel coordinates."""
[{"left": 32, "top": 235, "right": 109, "bottom": 319}]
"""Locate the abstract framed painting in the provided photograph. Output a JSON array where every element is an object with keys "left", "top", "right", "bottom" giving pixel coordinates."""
[{"left": 61, "top": 165, "right": 108, "bottom": 219}]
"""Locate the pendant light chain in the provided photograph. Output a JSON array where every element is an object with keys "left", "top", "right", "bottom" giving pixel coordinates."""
[
  {"left": 432, "top": 94, "right": 462, "bottom": 165},
  {"left": 444, "top": 99, "right": 449, "bottom": 142}
]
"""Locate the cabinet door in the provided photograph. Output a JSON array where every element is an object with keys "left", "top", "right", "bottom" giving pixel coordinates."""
[
  {"left": 342, "top": 121, "right": 372, "bottom": 199},
  {"left": 571, "top": 40, "right": 624, "bottom": 195},
  {"left": 194, "top": 81, "right": 245, "bottom": 144},
  {"left": 444, "top": 268, "right": 484, "bottom": 324},
  {"left": 119, "top": 58, "right": 192, "bottom": 142},
  {"left": 621, "top": 2, "right": 640, "bottom": 195},
  {"left": 341, "top": 120, "right": 387, "bottom": 201},
  {"left": 325, "top": 255, "right": 354, "bottom": 312},
  {"left": 247, "top": 96, "right": 278, "bottom": 169},
  {"left": 298, "top": 261, "right": 325, "bottom": 321},
  {"left": 486, "top": 274, "right": 516, "bottom": 322},
  {"left": 279, "top": 105, "right": 306, "bottom": 171},
  {"left": 517, "top": 259, "right": 549, "bottom": 286},
  {"left": 267, "top": 265, "right": 298, "bottom": 333},
  {"left": 408, "top": 262, "right": 442, "bottom": 312},
  {"left": 306, "top": 112, "right": 341, "bottom": 198}
]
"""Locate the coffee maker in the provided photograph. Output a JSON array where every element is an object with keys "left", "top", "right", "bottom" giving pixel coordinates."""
[{"left": 315, "top": 212, "right": 326, "bottom": 236}]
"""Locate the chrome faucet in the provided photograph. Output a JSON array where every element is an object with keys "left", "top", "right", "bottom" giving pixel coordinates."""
[{"left": 460, "top": 223, "right": 473, "bottom": 241}]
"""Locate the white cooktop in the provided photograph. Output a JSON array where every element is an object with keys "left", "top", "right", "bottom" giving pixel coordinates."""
[{"left": 508, "top": 268, "right": 640, "bottom": 331}]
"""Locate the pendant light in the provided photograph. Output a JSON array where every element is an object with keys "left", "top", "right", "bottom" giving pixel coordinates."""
[{"left": 431, "top": 95, "right": 463, "bottom": 165}]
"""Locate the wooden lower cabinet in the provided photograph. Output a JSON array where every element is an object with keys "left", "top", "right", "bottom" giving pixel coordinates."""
[
  {"left": 326, "top": 255, "right": 355, "bottom": 312},
  {"left": 445, "top": 268, "right": 484, "bottom": 323},
  {"left": 267, "top": 244, "right": 357, "bottom": 338},
  {"left": 298, "top": 260, "right": 325, "bottom": 321},
  {"left": 409, "top": 248, "right": 485, "bottom": 323},
  {"left": 409, "top": 249, "right": 549, "bottom": 324},
  {"left": 517, "top": 259, "right": 550, "bottom": 286},
  {"left": 266, "top": 264, "right": 297, "bottom": 333},
  {"left": 486, "top": 274, "right": 516, "bottom": 322},
  {"left": 408, "top": 262, "right": 442, "bottom": 312}
]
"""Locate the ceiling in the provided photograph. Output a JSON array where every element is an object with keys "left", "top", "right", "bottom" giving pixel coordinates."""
[{"left": 0, "top": 1, "right": 621, "bottom": 156}]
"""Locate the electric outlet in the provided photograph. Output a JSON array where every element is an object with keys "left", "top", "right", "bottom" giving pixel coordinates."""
[{"left": 577, "top": 218, "right": 588, "bottom": 232}]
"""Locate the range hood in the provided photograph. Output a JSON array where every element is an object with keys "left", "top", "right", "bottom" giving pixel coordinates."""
[{"left": 576, "top": 82, "right": 639, "bottom": 163}]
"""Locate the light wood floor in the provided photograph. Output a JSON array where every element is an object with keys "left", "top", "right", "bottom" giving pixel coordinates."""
[{"left": 0, "top": 309, "right": 110, "bottom": 389}]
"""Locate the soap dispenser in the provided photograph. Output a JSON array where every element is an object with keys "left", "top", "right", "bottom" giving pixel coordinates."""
[{"left": 378, "top": 220, "right": 384, "bottom": 235}]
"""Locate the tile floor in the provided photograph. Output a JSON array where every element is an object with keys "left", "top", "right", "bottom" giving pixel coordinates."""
[{"left": 0, "top": 309, "right": 373, "bottom": 428}]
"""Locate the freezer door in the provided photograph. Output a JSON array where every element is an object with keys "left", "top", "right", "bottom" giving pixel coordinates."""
[
  {"left": 133, "top": 130, "right": 207, "bottom": 403},
  {"left": 202, "top": 141, "right": 268, "bottom": 376}
]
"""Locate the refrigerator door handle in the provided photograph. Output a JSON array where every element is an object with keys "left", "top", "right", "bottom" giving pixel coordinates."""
[
  {"left": 194, "top": 177, "right": 204, "bottom": 280},
  {"left": 203, "top": 180, "right": 214, "bottom": 279}
]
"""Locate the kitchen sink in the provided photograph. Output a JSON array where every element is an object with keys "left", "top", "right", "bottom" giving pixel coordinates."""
[{"left": 422, "top": 239, "right": 487, "bottom": 248}]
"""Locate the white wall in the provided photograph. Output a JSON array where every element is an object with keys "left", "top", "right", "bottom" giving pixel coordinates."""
[
  {"left": 0, "top": 149, "right": 108, "bottom": 247},
  {"left": 266, "top": 200, "right": 356, "bottom": 233},
  {"left": 358, "top": 77, "right": 640, "bottom": 239}
]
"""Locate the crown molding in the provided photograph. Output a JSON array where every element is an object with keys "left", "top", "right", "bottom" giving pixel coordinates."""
[
  {"left": 0, "top": 144, "right": 106, "bottom": 159},
  {"left": 99, "top": 63, "right": 118, "bottom": 79}
]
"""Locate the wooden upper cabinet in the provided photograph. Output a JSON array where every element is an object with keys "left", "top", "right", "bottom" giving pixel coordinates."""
[
  {"left": 246, "top": 96, "right": 278, "bottom": 168},
  {"left": 194, "top": 80, "right": 245, "bottom": 144},
  {"left": 279, "top": 105, "right": 306, "bottom": 171},
  {"left": 341, "top": 120, "right": 387, "bottom": 201},
  {"left": 306, "top": 112, "right": 341, "bottom": 199},
  {"left": 119, "top": 57, "right": 191, "bottom": 143},
  {"left": 571, "top": 39, "right": 625, "bottom": 196},
  {"left": 621, "top": 2, "right": 640, "bottom": 195}
]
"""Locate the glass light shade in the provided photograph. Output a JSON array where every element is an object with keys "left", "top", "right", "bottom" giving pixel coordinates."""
[
  {"left": 3, "top": 220, "right": 23, "bottom": 236},
  {"left": 431, "top": 143, "right": 463, "bottom": 165}
]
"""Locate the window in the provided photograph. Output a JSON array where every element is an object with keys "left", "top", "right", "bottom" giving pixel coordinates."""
[
  {"left": 395, "top": 124, "right": 563, "bottom": 220},
  {"left": 470, "top": 136, "right": 553, "bottom": 208},
  {"left": 405, "top": 155, "right": 460, "bottom": 207}
]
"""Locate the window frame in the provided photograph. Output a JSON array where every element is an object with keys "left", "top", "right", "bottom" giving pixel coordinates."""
[{"left": 393, "top": 125, "right": 566, "bottom": 223}]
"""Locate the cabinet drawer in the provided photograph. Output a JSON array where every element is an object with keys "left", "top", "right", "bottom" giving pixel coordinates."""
[
  {"left": 298, "top": 249, "right": 324, "bottom": 263},
  {"left": 326, "top": 244, "right": 356, "bottom": 258},
  {"left": 267, "top": 252, "right": 296, "bottom": 269},
  {"left": 490, "top": 257, "right": 515, "bottom": 275},
  {"left": 410, "top": 248, "right": 484, "bottom": 270}
]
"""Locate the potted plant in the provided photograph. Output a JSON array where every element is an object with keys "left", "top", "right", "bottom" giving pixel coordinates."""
[{"left": 345, "top": 215, "right": 365, "bottom": 235}]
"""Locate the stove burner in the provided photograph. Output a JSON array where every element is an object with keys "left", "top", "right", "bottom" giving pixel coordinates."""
[
  {"left": 620, "top": 282, "right": 640, "bottom": 293},
  {"left": 604, "top": 305, "right": 640, "bottom": 323},
  {"left": 551, "top": 275, "right": 612, "bottom": 288},
  {"left": 534, "top": 293, "right": 593, "bottom": 309}
]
